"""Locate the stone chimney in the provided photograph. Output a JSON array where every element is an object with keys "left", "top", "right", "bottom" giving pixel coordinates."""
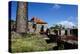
[{"left": 16, "top": 2, "right": 28, "bottom": 34}]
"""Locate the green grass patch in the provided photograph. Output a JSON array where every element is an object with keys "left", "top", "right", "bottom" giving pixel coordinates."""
[{"left": 11, "top": 33, "right": 53, "bottom": 53}]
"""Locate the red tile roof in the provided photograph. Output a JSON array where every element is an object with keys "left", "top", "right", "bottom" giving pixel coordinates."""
[{"left": 31, "top": 17, "right": 47, "bottom": 24}]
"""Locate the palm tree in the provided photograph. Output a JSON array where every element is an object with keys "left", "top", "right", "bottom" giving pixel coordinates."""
[{"left": 16, "top": 2, "right": 28, "bottom": 34}]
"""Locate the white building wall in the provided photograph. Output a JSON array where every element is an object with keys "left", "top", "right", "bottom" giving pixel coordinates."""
[
  {"left": 36, "top": 24, "right": 48, "bottom": 33},
  {"left": 61, "top": 30, "right": 65, "bottom": 36}
]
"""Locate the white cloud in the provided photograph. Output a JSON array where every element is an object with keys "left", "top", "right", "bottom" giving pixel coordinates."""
[
  {"left": 57, "top": 21, "right": 76, "bottom": 28},
  {"left": 52, "top": 4, "right": 61, "bottom": 9}
]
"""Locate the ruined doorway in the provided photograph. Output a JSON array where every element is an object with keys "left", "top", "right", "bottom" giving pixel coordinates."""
[{"left": 40, "top": 25, "right": 44, "bottom": 34}]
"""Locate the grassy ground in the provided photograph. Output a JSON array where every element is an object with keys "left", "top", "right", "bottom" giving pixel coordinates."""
[{"left": 11, "top": 32, "right": 53, "bottom": 53}]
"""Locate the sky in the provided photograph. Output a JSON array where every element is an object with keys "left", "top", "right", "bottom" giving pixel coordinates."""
[{"left": 11, "top": 1, "right": 78, "bottom": 28}]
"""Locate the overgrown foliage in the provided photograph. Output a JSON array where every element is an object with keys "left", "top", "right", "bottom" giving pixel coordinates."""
[{"left": 11, "top": 32, "right": 53, "bottom": 53}]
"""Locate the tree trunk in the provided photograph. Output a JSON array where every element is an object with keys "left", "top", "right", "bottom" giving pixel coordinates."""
[{"left": 16, "top": 2, "right": 28, "bottom": 34}]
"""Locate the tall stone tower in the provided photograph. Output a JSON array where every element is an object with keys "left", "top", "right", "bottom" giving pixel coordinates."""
[{"left": 16, "top": 2, "right": 28, "bottom": 34}]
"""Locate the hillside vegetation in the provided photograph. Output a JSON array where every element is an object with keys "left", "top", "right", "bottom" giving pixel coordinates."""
[{"left": 11, "top": 32, "right": 53, "bottom": 52}]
